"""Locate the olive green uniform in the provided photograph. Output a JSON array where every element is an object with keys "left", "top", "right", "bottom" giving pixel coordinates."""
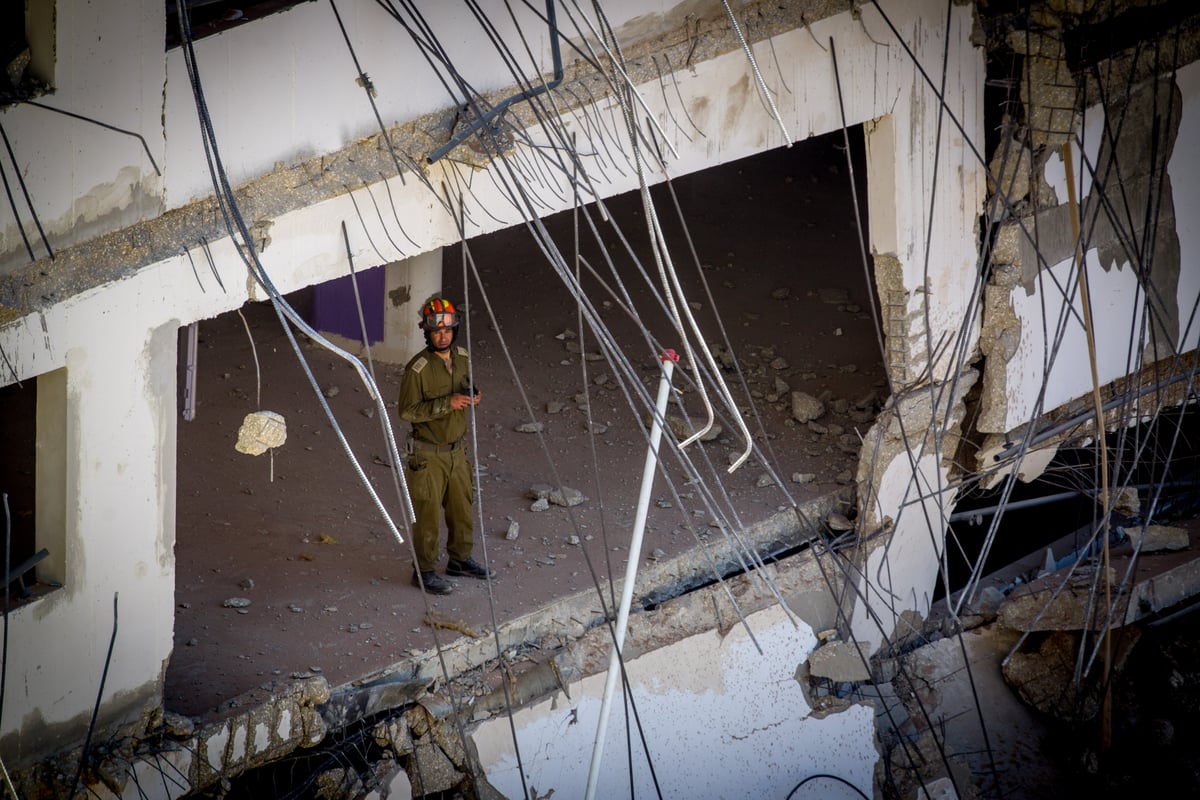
[{"left": 398, "top": 344, "right": 475, "bottom": 573}]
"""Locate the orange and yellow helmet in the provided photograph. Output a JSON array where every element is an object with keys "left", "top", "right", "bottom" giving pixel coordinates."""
[{"left": 419, "top": 298, "right": 460, "bottom": 330}]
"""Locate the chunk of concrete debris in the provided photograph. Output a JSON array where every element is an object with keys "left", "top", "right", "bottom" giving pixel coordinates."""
[
  {"left": 234, "top": 410, "right": 287, "bottom": 455},
  {"left": 1112, "top": 486, "right": 1140, "bottom": 515},
  {"left": 1126, "top": 523, "right": 1189, "bottom": 553},
  {"left": 1002, "top": 631, "right": 1105, "bottom": 720},
  {"left": 528, "top": 484, "right": 587, "bottom": 507},
  {"left": 997, "top": 564, "right": 1117, "bottom": 632},
  {"left": 807, "top": 640, "right": 871, "bottom": 682},
  {"left": 712, "top": 344, "right": 735, "bottom": 370},
  {"left": 315, "top": 767, "right": 363, "bottom": 799},
  {"left": 530, "top": 498, "right": 550, "bottom": 512},
  {"left": 223, "top": 597, "right": 252, "bottom": 608},
  {"left": 514, "top": 421, "right": 544, "bottom": 433},
  {"left": 546, "top": 400, "right": 564, "bottom": 414},
  {"left": 660, "top": 414, "right": 722, "bottom": 442},
  {"left": 406, "top": 738, "right": 463, "bottom": 795},
  {"left": 372, "top": 716, "right": 415, "bottom": 755},
  {"left": 790, "top": 391, "right": 825, "bottom": 424},
  {"left": 755, "top": 473, "right": 775, "bottom": 488},
  {"left": 505, "top": 520, "right": 520, "bottom": 541},
  {"left": 791, "top": 472, "right": 816, "bottom": 484},
  {"left": 162, "top": 711, "right": 195, "bottom": 738},
  {"left": 826, "top": 512, "right": 854, "bottom": 531},
  {"left": 965, "top": 585, "right": 1005, "bottom": 619}
]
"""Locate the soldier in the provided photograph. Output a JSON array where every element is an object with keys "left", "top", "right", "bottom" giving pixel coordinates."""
[{"left": 398, "top": 297, "right": 494, "bottom": 595}]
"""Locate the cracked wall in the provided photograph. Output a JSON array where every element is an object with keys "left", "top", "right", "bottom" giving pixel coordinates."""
[{"left": 977, "top": 18, "right": 1200, "bottom": 437}]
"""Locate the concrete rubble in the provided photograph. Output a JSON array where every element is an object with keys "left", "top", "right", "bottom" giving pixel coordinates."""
[{"left": 22, "top": 493, "right": 849, "bottom": 799}]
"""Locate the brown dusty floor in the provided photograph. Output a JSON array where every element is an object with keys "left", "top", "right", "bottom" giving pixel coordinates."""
[{"left": 167, "top": 133, "right": 886, "bottom": 720}]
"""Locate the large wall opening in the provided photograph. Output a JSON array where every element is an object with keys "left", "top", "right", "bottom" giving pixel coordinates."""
[{"left": 168, "top": 125, "right": 885, "bottom": 720}]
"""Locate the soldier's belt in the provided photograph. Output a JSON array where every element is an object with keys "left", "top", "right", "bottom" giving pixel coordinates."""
[{"left": 411, "top": 439, "right": 462, "bottom": 453}]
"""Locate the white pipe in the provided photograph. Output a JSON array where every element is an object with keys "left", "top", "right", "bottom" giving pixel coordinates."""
[{"left": 584, "top": 351, "right": 677, "bottom": 800}]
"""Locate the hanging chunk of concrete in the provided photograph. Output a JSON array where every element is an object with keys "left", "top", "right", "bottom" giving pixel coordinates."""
[{"left": 235, "top": 410, "right": 287, "bottom": 455}]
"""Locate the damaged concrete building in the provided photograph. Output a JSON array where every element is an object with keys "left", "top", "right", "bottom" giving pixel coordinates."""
[{"left": 2, "top": 0, "right": 1199, "bottom": 797}]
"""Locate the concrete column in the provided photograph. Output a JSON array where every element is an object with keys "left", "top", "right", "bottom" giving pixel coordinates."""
[{"left": 375, "top": 248, "right": 443, "bottom": 364}]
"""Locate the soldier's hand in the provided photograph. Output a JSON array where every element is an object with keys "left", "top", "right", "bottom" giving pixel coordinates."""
[{"left": 450, "top": 392, "right": 480, "bottom": 410}]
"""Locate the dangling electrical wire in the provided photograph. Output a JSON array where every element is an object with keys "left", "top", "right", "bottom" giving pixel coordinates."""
[{"left": 174, "top": 0, "right": 412, "bottom": 556}]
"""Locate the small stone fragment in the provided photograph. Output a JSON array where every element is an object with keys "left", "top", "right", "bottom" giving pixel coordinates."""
[
  {"left": 770, "top": 287, "right": 790, "bottom": 300},
  {"left": 505, "top": 521, "right": 520, "bottom": 540},
  {"left": 791, "top": 392, "right": 825, "bottom": 424},
  {"left": 546, "top": 401, "right": 565, "bottom": 414},
  {"left": 324, "top": 385, "right": 340, "bottom": 398},
  {"left": 238, "top": 578, "right": 255, "bottom": 590},
  {"left": 826, "top": 512, "right": 854, "bottom": 531},
  {"left": 162, "top": 711, "right": 195, "bottom": 738},
  {"left": 530, "top": 498, "right": 550, "bottom": 512},
  {"left": 791, "top": 472, "right": 816, "bottom": 484},
  {"left": 755, "top": 473, "right": 775, "bottom": 488},
  {"left": 515, "top": 421, "right": 544, "bottom": 433},
  {"left": 223, "top": 597, "right": 252, "bottom": 609}
]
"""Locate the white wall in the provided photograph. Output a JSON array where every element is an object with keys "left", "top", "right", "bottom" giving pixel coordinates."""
[
  {"left": 0, "top": 0, "right": 165, "bottom": 269},
  {"left": 472, "top": 604, "right": 877, "bottom": 799},
  {"left": 0, "top": 287, "right": 178, "bottom": 763},
  {"left": 1172, "top": 60, "right": 1200, "bottom": 354},
  {"left": 2, "top": 0, "right": 706, "bottom": 267}
]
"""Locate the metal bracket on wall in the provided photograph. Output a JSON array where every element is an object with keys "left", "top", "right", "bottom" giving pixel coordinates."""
[{"left": 426, "top": 0, "right": 563, "bottom": 164}]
